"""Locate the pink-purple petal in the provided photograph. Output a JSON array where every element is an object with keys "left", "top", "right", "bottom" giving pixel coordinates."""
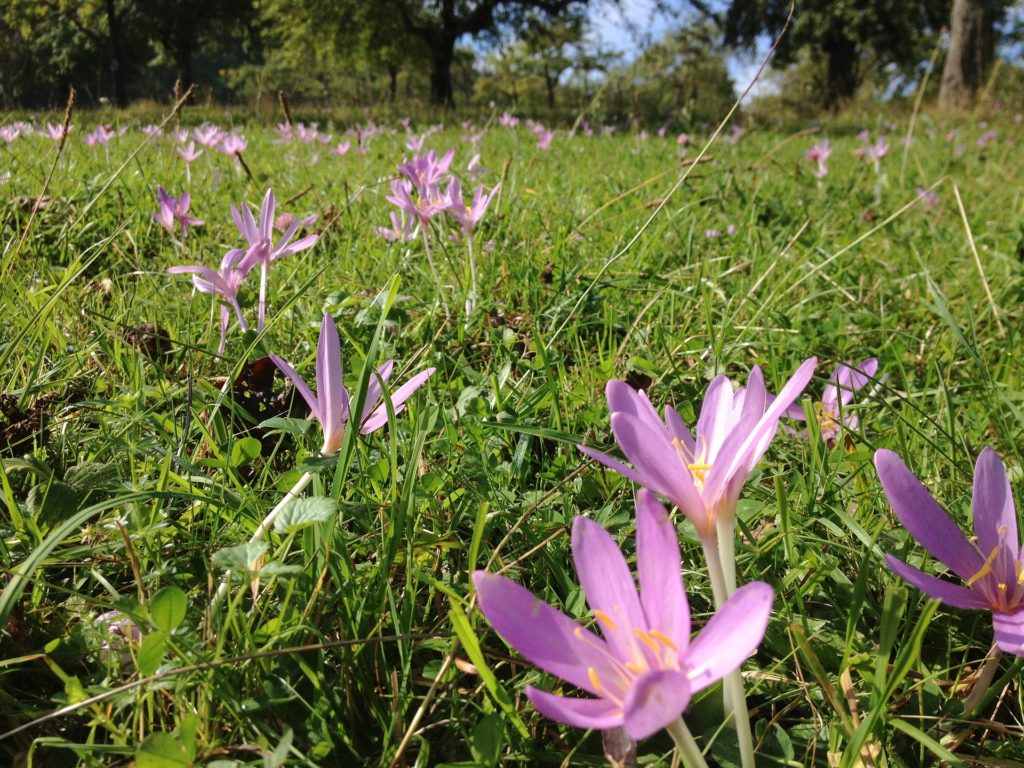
[
  {"left": 686, "top": 581, "right": 773, "bottom": 693},
  {"left": 621, "top": 669, "right": 692, "bottom": 740},
  {"left": 525, "top": 686, "right": 623, "bottom": 731},
  {"left": 571, "top": 516, "right": 647, "bottom": 660},
  {"left": 972, "top": 447, "right": 1019, "bottom": 556},
  {"left": 316, "top": 314, "right": 345, "bottom": 441},
  {"left": 635, "top": 491, "right": 689, "bottom": 646},
  {"left": 875, "top": 450, "right": 983, "bottom": 581},
  {"left": 992, "top": 608, "right": 1024, "bottom": 656},
  {"left": 269, "top": 354, "right": 321, "bottom": 421},
  {"left": 577, "top": 445, "right": 650, "bottom": 488},
  {"left": 473, "top": 572, "right": 616, "bottom": 694},
  {"left": 884, "top": 555, "right": 989, "bottom": 610}
]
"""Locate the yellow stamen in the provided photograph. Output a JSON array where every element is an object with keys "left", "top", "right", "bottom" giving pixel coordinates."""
[
  {"left": 634, "top": 629, "right": 660, "bottom": 654},
  {"left": 688, "top": 460, "right": 713, "bottom": 484},
  {"left": 587, "top": 666, "right": 602, "bottom": 692},
  {"left": 625, "top": 662, "right": 645, "bottom": 674},
  {"left": 649, "top": 629, "right": 678, "bottom": 651},
  {"left": 997, "top": 583, "right": 1008, "bottom": 593},
  {"left": 594, "top": 609, "right": 618, "bottom": 633},
  {"left": 967, "top": 544, "right": 1002, "bottom": 586}
]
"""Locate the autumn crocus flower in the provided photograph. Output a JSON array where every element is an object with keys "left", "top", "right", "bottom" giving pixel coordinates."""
[
  {"left": 474, "top": 490, "right": 773, "bottom": 748},
  {"left": 786, "top": 358, "right": 877, "bottom": 443},
  {"left": 219, "top": 133, "right": 247, "bottom": 155},
  {"left": 45, "top": 123, "right": 71, "bottom": 141},
  {"left": 581, "top": 358, "right": 814, "bottom": 618},
  {"left": 877, "top": 448, "right": 1024, "bottom": 656},
  {"left": 231, "top": 188, "right": 319, "bottom": 330},
  {"left": 193, "top": 124, "right": 223, "bottom": 148},
  {"left": 398, "top": 149, "right": 455, "bottom": 191},
  {"left": 805, "top": 139, "right": 831, "bottom": 178},
  {"left": 445, "top": 178, "right": 499, "bottom": 237},
  {"left": 916, "top": 187, "right": 940, "bottom": 211},
  {"left": 152, "top": 186, "right": 204, "bottom": 237},
  {"left": 167, "top": 247, "right": 253, "bottom": 354},
  {"left": 271, "top": 314, "right": 436, "bottom": 455},
  {"left": 84, "top": 125, "right": 115, "bottom": 147},
  {"left": 176, "top": 141, "right": 203, "bottom": 163}
]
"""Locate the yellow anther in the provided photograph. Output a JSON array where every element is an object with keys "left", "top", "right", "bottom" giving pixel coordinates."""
[
  {"left": 998, "top": 583, "right": 1008, "bottom": 593},
  {"left": 634, "top": 629, "right": 660, "bottom": 654},
  {"left": 649, "top": 629, "right": 678, "bottom": 652},
  {"left": 594, "top": 609, "right": 619, "bottom": 633},
  {"left": 625, "top": 661, "right": 645, "bottom": 674},
  {"left": 967, "top": 545, "right": 1002, "bottom": 586},
  {"left": 587, "top": 667, "right": 602, "bottom": 692}
]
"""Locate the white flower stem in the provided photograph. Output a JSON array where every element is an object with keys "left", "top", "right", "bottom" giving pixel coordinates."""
[
  {"left": 212, "top": 470, "right": 314, "bottom": 604},
  {"left": 420, "top": 226, "right": 440, "bottom": 285},
  {"left": 700, "top": 533, "right": 757, "bottom": 768},
  {"left": 716, "top": 515, "right": 737, "bottom": 596},
  {"left": 465, "top": 234, "right": 478, "bottom": 319},
  {"left": 666, "top": 718, "right": 709, "bottom": 768}
]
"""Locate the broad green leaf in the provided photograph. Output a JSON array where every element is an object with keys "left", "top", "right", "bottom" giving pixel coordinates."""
[
  {"left": 211, "top": 541, "right": 268, "bottom": 573},
  {"left": 229, "top": 436, "right": 262, "bottom": 467},
  {"left": 138, "top": 632, "right": 166, "bottom": 677},
  {"left": 470, "top": 714, "right": 503, "bottom": 767},
  {"left": 257, "top": 416, "right": 312, "bottom": 435},
  {"left": 135, "top": 731, "right": 191, "bottom": 768},
  {"left": 273, "top": 496, "right": 337, "bottom": 534},
  {"left": 64, "top": 461, "right": 118, "bottom": 492},
  {"left": 149, "top": 586, "right": 187, "bottom": 633}
]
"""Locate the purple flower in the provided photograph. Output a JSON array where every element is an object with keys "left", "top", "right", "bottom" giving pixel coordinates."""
[
  {"left": 385, "top": 178, "right": 450, "bottom": 228},
  {"left": 474, "top": 490, "right": 773, "bottom": 739},
  {"left": 219, "top": 133, "right": 247, "bottom": 155},
  {"left": 786, "top": 358, "right": 877, "bottom": 442},
  {"left": 398, "top": 149, "right": 455, "bottom": 192},
  {"left": 270, "top": 314, "right": 436, "bottom": 455},
  {"left": 499, "top": 112, "right": 519, "bottom": 128},
  {"left": 375, "top": 211, "right": 416, "bottom": 242},
  {"left": 677, "top": 132, "right": 690, "bottom": 146},
  {"left": 176, "top": 141, "right": 203, "bottom": 164},
  {"left": 877, "top": 448, "right": 1024, "bottom": 655},
  {"left": 704, "top": 228, "right": 721, "bottom": 239},
  {"left": 916, "top": 187, "right": 940, "bottom": 211},
  {"left": 84, "top": 125, "right": 115, "bottom": 147},
  {"left": 977, "top": 130, "right": 998, "bottom": 149},
  {"left": 332, "top": 140, "right": 351, "bottom": 157},
  {"left": 152, "top": 186, "right": 204, "bottom": 237},
  {"left": 193, "top": 124, "right": 224, "bottom": 148},
  {"left": 445, "top": 178, "right": 499, "bottom": 237},
  {"left": 45, "top": 123, "right": 71, "bottom": 141},
  {"left": 579, "top": 360, "right": 816, "bottom": 540},
  {"left": 167, "top": 248, "right": 253, "bottom": 354},
  {"left": 406, "top": 134, "right": 426, "bottom": 152},
  {"left": 230, "top": 189, "right": 320, "bottom": 330},
  {"left": 805, "top": 139, "right": 831, "bottom": 178},
  {"left": 535, "top": 128, "right": 554, "bottom": 150},
  {"left": 172, "top": 128, "right": 190, "bottom": 144}
]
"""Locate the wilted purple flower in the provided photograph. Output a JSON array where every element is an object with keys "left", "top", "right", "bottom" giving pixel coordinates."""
[
  {"left": 193, "top": 124, "right": 223, "bottom": 148},
  {"left": 274, "top": 212, "right": 317, "bottom": 233},
  {"left": 177, "top": 141, "right": 203, "bottom": 164},
  {"left": 152, "top": 187, "right": 204, "bottom": 237},
  {"left": 231, "top": 189, "right": 320, "bottom": 330},
  {"left": 786, "top": 358, "right": 877, "bottom": 442},
  {"left": 84, "top": 125, "right": 115, "bottom": 147},
  {"left": 805, "top": 139, "right": 831, "bottom": 178},
  {"left": 877, "top": 448, "right": 1024, "bottom": 655},
  {"left": 375, "top": 211, "right": 417, "bottom": 242},
  {"left": 167, "top": 247, "right": 253, "bottom": 353},
  {"left": 271, "top": 314, "right": 436, "bottom": 454},
  {"left": 916, "top": 187, "right": 940, "bottom": 211},
  {"left": 95, "top": 610, "right": 142, "bottom": 663},
  {"left": 446, "top": 178, "right": 499, "bottom": 237},
  {"left": 579, "top": 360, "right": 816, "bottom": 542},
  {"left": 474, "top": 490, "right": 774, "bottom": 739},
  {"left": 219, "top": 133, "right": 247, "bottom": 155}
]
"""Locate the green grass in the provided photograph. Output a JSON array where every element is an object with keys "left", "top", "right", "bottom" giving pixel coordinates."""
[{"left": 1, "top": 107, "right": 1023, "bottom": 767}]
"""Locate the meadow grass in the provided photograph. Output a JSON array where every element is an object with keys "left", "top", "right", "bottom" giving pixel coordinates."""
[{"left": 1, "top": 107, "right": 1023, "bottom": 767}]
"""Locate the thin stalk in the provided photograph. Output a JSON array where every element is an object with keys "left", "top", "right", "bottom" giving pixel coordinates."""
[
  {"left": 665, "top": 718, "right": 709, "bottom": 768},
  {"left": 716, "top": 514, "right": 737, "bottom": 595},
  {"left": 213, "top": 470, "right": 314, "bottom": 604},
  {"left": 700, "top": 534, "right": 757, "bottom": 768},
  {"left": 962, "top": 643, "right": 1002, "bottom": 715},
  {"left": 465, "top": 233, "right": 478, "bottom": 320},
  {"left": 419, "top": 225, "right": 440, "bottom": 285},
  {"left": 257, "top": 260, "right": 268, "bottom": 331}
]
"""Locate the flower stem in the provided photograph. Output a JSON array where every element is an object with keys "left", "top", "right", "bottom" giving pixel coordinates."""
[
  {"left": 962, "top": 642, "right": 1002, "bottom": 716},
  {"left": 700, "top": 534, "right": 757, "bottom": 768},
  {"left": 212, "top": 470, "right": 314, "bottom": 605},
  {"left": 716, "top": 514, "right": 737, "bottom": 596},
  {"left": 465, "top": 234, "right": 478, "bottom": 320},
  {"left": 420, "top": 226, "right": 440, "bottom": 286},
  {"left": 665, "top": 718, "right": 709, "bottom": 768},
  {"left": 257, "top": 260, "right": 268, "bottom": 332}
]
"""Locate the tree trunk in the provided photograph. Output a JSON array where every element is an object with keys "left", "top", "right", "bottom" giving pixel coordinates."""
[
  {"left": 175, "top": 42, "right": 194, "bottom": 90},
  {"left": 387, "top": 62, "right": 399, "bottom": 102},
  {"left": 429, "top": 36, "right": 455, "bottom": 107},
  {"left": 104, "top": 0, "right": 127, "bottom": 107},
  {"left": 939, "top": 0, "right": 995, "bottom": 110},
  {"left": 544, "top": 67, "right": 556, "bottom": 109},
  {"left": 823, "top": 29, "right": 858, "bottom": 109}
]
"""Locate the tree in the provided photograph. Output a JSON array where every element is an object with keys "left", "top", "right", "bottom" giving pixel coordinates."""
[
  {"left": 722, "top": 0, "right": 949, "bottom": 108},
  {"left": 520, "top": 12, "right": 586, "bottom": 108},
  {"left": 374, "top": 0, "right": 595, "bottom": 107},
  {"left": 939, "top": 0, "right": 1011, "bottom": 109}
]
